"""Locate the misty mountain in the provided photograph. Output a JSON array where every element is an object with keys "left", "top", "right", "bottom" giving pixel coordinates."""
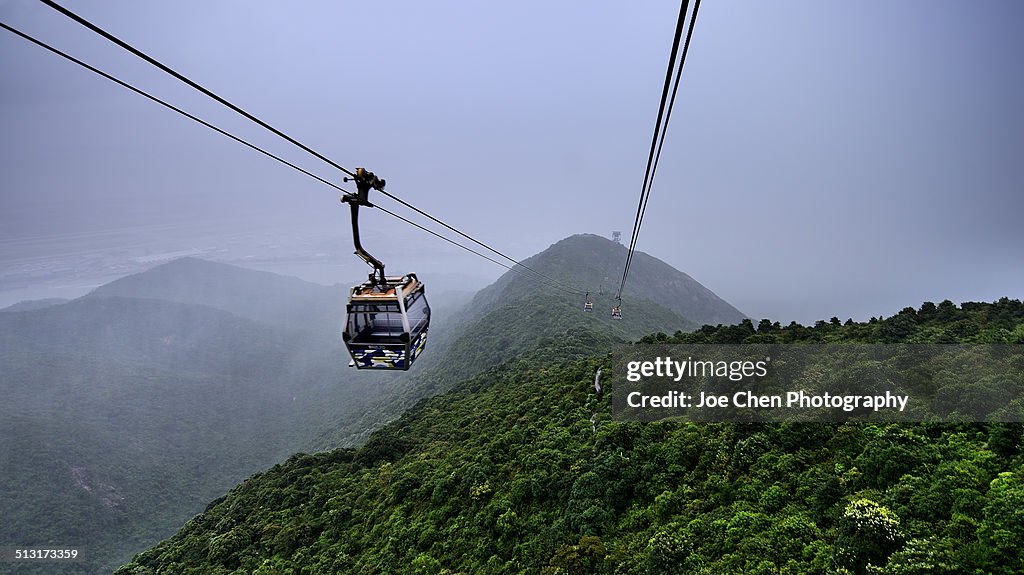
[
  {"left": 0, "top": 297, "right": 69, "bottom": 312},
  {"left": 0, "top": 254, "right": 496, "bottom": 574},
  {"left": 1, "top": 296, "right": 292, "bottom": 372},
  {"left": 87, "top": 257, "right": 343, "bottom": 335},
  {"left": 0, "top": 236, "right": 747, "bottom": 573}
]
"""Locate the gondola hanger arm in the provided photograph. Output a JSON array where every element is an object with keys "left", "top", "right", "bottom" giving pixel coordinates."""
[{"left": 341, "top": 168, "right": 388, "bottom": 285}]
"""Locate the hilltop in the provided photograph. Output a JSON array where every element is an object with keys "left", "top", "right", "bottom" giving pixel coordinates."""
[{"left": 470, "top": 234, "right": 745, "bottom": 327}]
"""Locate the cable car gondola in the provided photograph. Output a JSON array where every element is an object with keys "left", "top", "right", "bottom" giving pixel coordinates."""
[
  {"left": 344, "top": 273, "right": 430, "bottom": 370},
  {"left": 340, "top": 168, "right": 431, "bottom": 370},
  {"left": 611, "top": 296, "right": 623, "bottom": 320},
  {"left": 584, "top": 291, "right": 593, "bottom": 312}
]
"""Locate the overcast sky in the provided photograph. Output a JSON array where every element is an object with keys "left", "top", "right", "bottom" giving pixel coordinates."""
[{"left": 1, "top": 0, "right": 1022, "bottom": 323}]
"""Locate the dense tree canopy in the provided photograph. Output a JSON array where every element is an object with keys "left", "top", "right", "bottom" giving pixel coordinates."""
[{"left": 118, "top": 299, "right": 1024, "bottom": 574}]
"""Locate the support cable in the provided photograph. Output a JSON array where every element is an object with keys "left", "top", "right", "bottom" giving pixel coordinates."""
[
  {"left": 37, "top": 0, "right": 586, "bottom": 295},
  {"left": 0, "top": 20, "right": 560, "bottom": 291},
  {"left": 37, "top": 0, "right": 356, "bottom": 178},
  {"left": 617, "top": 0, "right": 701, "bottom": 301}
]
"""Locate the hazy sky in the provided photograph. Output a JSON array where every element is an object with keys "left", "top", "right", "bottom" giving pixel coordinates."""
[{"left": 2, "top": 0, "right": 1022, "bottom": 323}]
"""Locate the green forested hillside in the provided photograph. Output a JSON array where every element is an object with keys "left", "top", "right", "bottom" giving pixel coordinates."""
[
  {"left": 0, "top": 237, "right": 714, "bottom": 574},
  {"left": 308, "top": 283, "right": 691, "bottom": 449},
  {"left": 118, "top": 298, "right": 1024, "bottom": 575},
  {"left": 2, "top": 239, "right": 730, "bottom": 574}
]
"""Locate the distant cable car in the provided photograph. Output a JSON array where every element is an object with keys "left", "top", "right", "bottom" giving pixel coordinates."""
[
  {"left": 611, "top": 295, "right": 623, "bottom": 320},
  {"left": 584, "top": 291, "right": 594, "bottom": 312},
  {"left": 340, "top": 168, "right": 430, "bottom": 370}
]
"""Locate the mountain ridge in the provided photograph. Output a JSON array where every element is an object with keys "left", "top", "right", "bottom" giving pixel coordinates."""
[{"left": 0, "top": 297, "right": 69, "bottom": 312}]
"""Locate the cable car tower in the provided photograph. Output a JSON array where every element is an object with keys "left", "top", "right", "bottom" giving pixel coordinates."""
[{"left": 340, "top": 168, "right": 431, "bottom": 370}]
